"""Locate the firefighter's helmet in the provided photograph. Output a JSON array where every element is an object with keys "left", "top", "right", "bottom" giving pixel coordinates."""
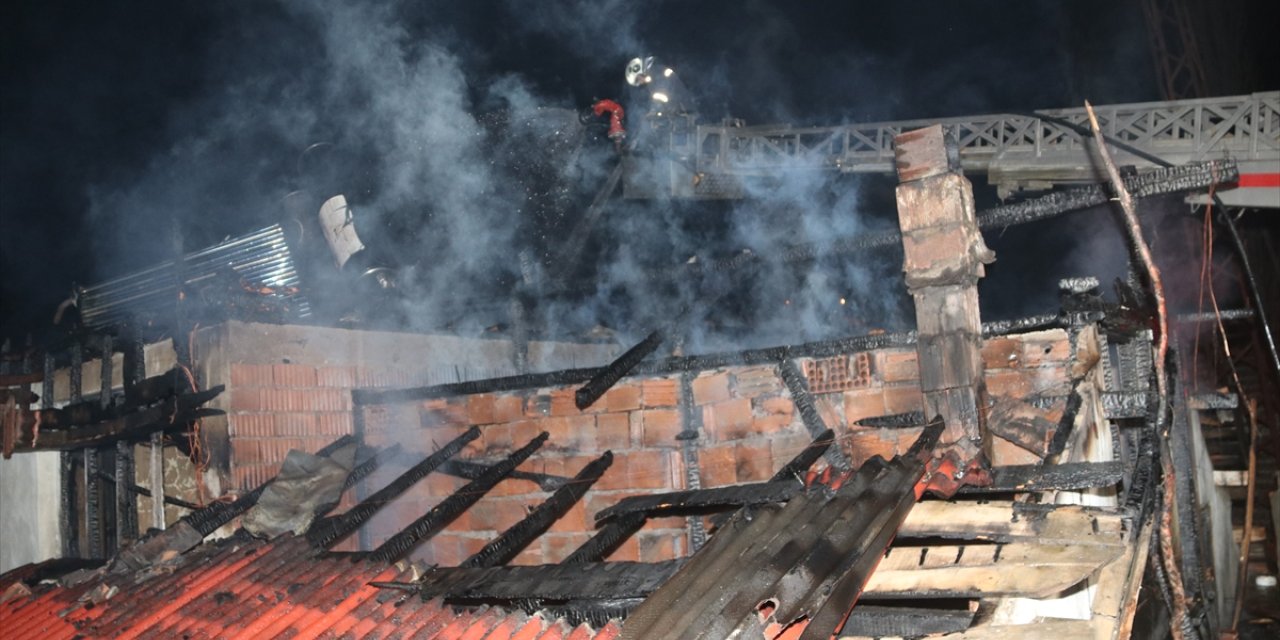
[{"left": 625, "top": 57, "right": 654, "bottom": 87}]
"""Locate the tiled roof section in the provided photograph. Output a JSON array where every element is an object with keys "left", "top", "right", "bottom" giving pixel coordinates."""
[{"left": 0, "top": 535, "right": 621, "bottom": 640}]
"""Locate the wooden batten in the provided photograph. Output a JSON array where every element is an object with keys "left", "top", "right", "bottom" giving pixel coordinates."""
[
  {"left": 900, "top": 500, "right": 1125, "bottom": 547},
  {"left": 863, "top": 542, "right": 1122, "bottom": 599}
]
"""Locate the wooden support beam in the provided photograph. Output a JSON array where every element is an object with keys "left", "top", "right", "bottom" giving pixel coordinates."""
[
  {"left": 957, "top": 461, "right": 1126, "bottom": 494},
  {"left": 862, "top": 543, "right": 1121, "bottom": 599},
  {"left": 1091, "top": 517, "right": 1153, "bottom": 640},
  {"left": 899, "top": 500, "right": 1126, "bottom": 546}
]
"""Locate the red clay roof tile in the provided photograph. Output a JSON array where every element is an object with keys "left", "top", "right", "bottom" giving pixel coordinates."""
[{"left": 0, "top": 535, "right": 620, "bottom": 640}]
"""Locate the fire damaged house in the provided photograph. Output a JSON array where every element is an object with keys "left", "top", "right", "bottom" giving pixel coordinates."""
[{"left": 2, "top": 88, "right": 1279, "bottom": 640}]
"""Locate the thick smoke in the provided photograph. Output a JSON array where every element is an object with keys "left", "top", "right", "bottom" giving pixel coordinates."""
[{"left": 69, "top": 0, "right": 1162, "bottom": 354}]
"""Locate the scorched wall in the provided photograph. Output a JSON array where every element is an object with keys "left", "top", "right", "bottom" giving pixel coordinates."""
[{"left": 334, "top": 327, "right": 1080, "bottom": 566}]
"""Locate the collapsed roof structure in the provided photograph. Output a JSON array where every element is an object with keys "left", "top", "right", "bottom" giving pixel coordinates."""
[{"left": 1, "top": 92, "right": 1278, "bottom": 640}]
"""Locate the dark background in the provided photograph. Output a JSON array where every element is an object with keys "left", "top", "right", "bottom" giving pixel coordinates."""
[{"left": 2, "top": 0, "right": 1276, "bottom": 341}]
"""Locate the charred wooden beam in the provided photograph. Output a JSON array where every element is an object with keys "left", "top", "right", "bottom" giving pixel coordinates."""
[
  {"left": 594, "top": 480, "right": 801, "bottom": 524},
  {"left": 307, "top": 428, "right": 478, "bottom": 549},
  {"left": 354, "top": 367, "right": 601, "bottom": 406},
  {"left": 353, "top": 312, "right": 1068, "bottom": 406},
  {"left": 114, "top": 440, "right": 138, "bottom": 541},
  {"left": 769, "top": 427, "right": 835, "bottom": 482},
  {"left": 840, "top": 605, "right": 976, "bottom": 638},
  {"left": 99, "top": 335, "right": 113, "bottom": 408},
  {"left": 3, "top": 387, "right": 224, "bottom": 453},
  {"left": 562, "top": 513, "right": 646, "bottom": 564},
  {"left": 311, "top": 443, "right": 402, "bottom": 519},
  {"left": 1174, "top": 308, "right": 1254, "bottom": 323},
  {"left": 123, "top": 368, "right": 186, "bottom": 410},
  {"left": 855, "top": 411, "right": 926, "bottom": 428},
  {"left": 366, "top": 432, "right": 548, "bottom": 564},
  {"left": 1045, "top": 379, "right": 1086, "bottom": 459},
  {"left": 677, "top": 372, "right": 708, "bottom": 551},
  {"left": 95, "top": 471, "right": 202, "bottom": 510},
  {"left": 60, "top": 450, "right": 81, "bottom": 557},
  {"left": 70, "top": 341, "right": 82, "bottom": 401},
  {"left": 462, "top": 452, "right": 613, "bottom": 568},
  {"left": 341, "top": 444, "right": 399, "bottom": 491},
  {"left": 975, "top": 159, "right": 1236, "bottom": 229},
  {"left": 575, "top": 331, "right": 664, "bottom": 409},
  {"left": 85, "top": 447, "right": 104, "bottom": 558},
  {"left": 778, "top": 361, "right": 851, "bottom": 471},
  {"left": 956, "top": 461, "right": 1126, "bottom": 494},
  {"left": 596, "top": 427, "right": 836, "bottom": 524},
  {"left": 528, "top": 599, "right": 644, "bottom": 630},
  {"left": 438, "top": 458, "right": 568, "bottom": 491}
]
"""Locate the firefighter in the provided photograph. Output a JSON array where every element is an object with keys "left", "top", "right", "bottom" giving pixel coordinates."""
[{"left": 624, "top": 56, "right": 693, "bottom": 117}]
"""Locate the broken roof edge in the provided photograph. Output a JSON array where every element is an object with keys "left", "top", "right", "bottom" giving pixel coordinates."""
[{"left": 354, "top": 312, "right": 1064, "bottom": 405}]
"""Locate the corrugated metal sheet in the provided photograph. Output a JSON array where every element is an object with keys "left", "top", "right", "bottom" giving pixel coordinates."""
[
  {"left": 78, "top": 224, "right": 311, "bottom": 329},
  {"left": 0, "top": 535, "right": 620, "bottom": 640}
]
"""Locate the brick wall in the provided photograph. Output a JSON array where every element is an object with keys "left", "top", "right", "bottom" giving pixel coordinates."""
[
  {"left": 361, "top": 378, "right": 691, "bottom": 566},
  {"left": 346, "top": 328, "right": 1078, "bottom": 567},
  {"left": 192, "top": 321, "right": 619, "bottom": 494}
]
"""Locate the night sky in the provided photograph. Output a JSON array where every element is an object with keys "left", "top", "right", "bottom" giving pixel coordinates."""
[{"left": 1, "top": 1, "right": 1274, "bottom": 341}]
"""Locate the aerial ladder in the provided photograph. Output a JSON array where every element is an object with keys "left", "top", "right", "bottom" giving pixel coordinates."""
[{"left": 628, "top": 91, "right": 1279, "bottom": 209}]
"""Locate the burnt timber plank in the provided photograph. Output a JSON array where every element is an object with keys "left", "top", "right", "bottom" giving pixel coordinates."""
[
  {"left": 307, "top": 429, "right": 478, "bottom": 549},
  {"left": 461, "top": 451, "right": 613, "bottom": 568},
  {"left": 593, "top": 480, "right": 801, "bottom": 523},
  {"left": 8, "top": 387, "right": 224, "bottom": 451},
  {"left": 862, "top": 542, "right": 1122, "bottom": 599},
  {"left": 562, "top": 513, "right": 647, "bottom": 564},
  {"left": 956, "top": 461, "right": 1126, "bottom": 494},
  {"left": 596, "top": 428, "right": 836, "bottom": 523},
  {"left": 841, "top": 606, "right": 976, "bottom": 638},
  {"left": 574, "top": 331, "right": 664, "bottom": 410},
  {"left": 899, "top": 500, "right": 1126, "bottom": 546},
  {"left": 366, "top": 432, "right": 548, "bottom": 563}
]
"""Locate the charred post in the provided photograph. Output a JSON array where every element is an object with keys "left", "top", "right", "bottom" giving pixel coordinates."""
[{"left": 677, "top": 371, "right": 707, "bottom": 551}]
